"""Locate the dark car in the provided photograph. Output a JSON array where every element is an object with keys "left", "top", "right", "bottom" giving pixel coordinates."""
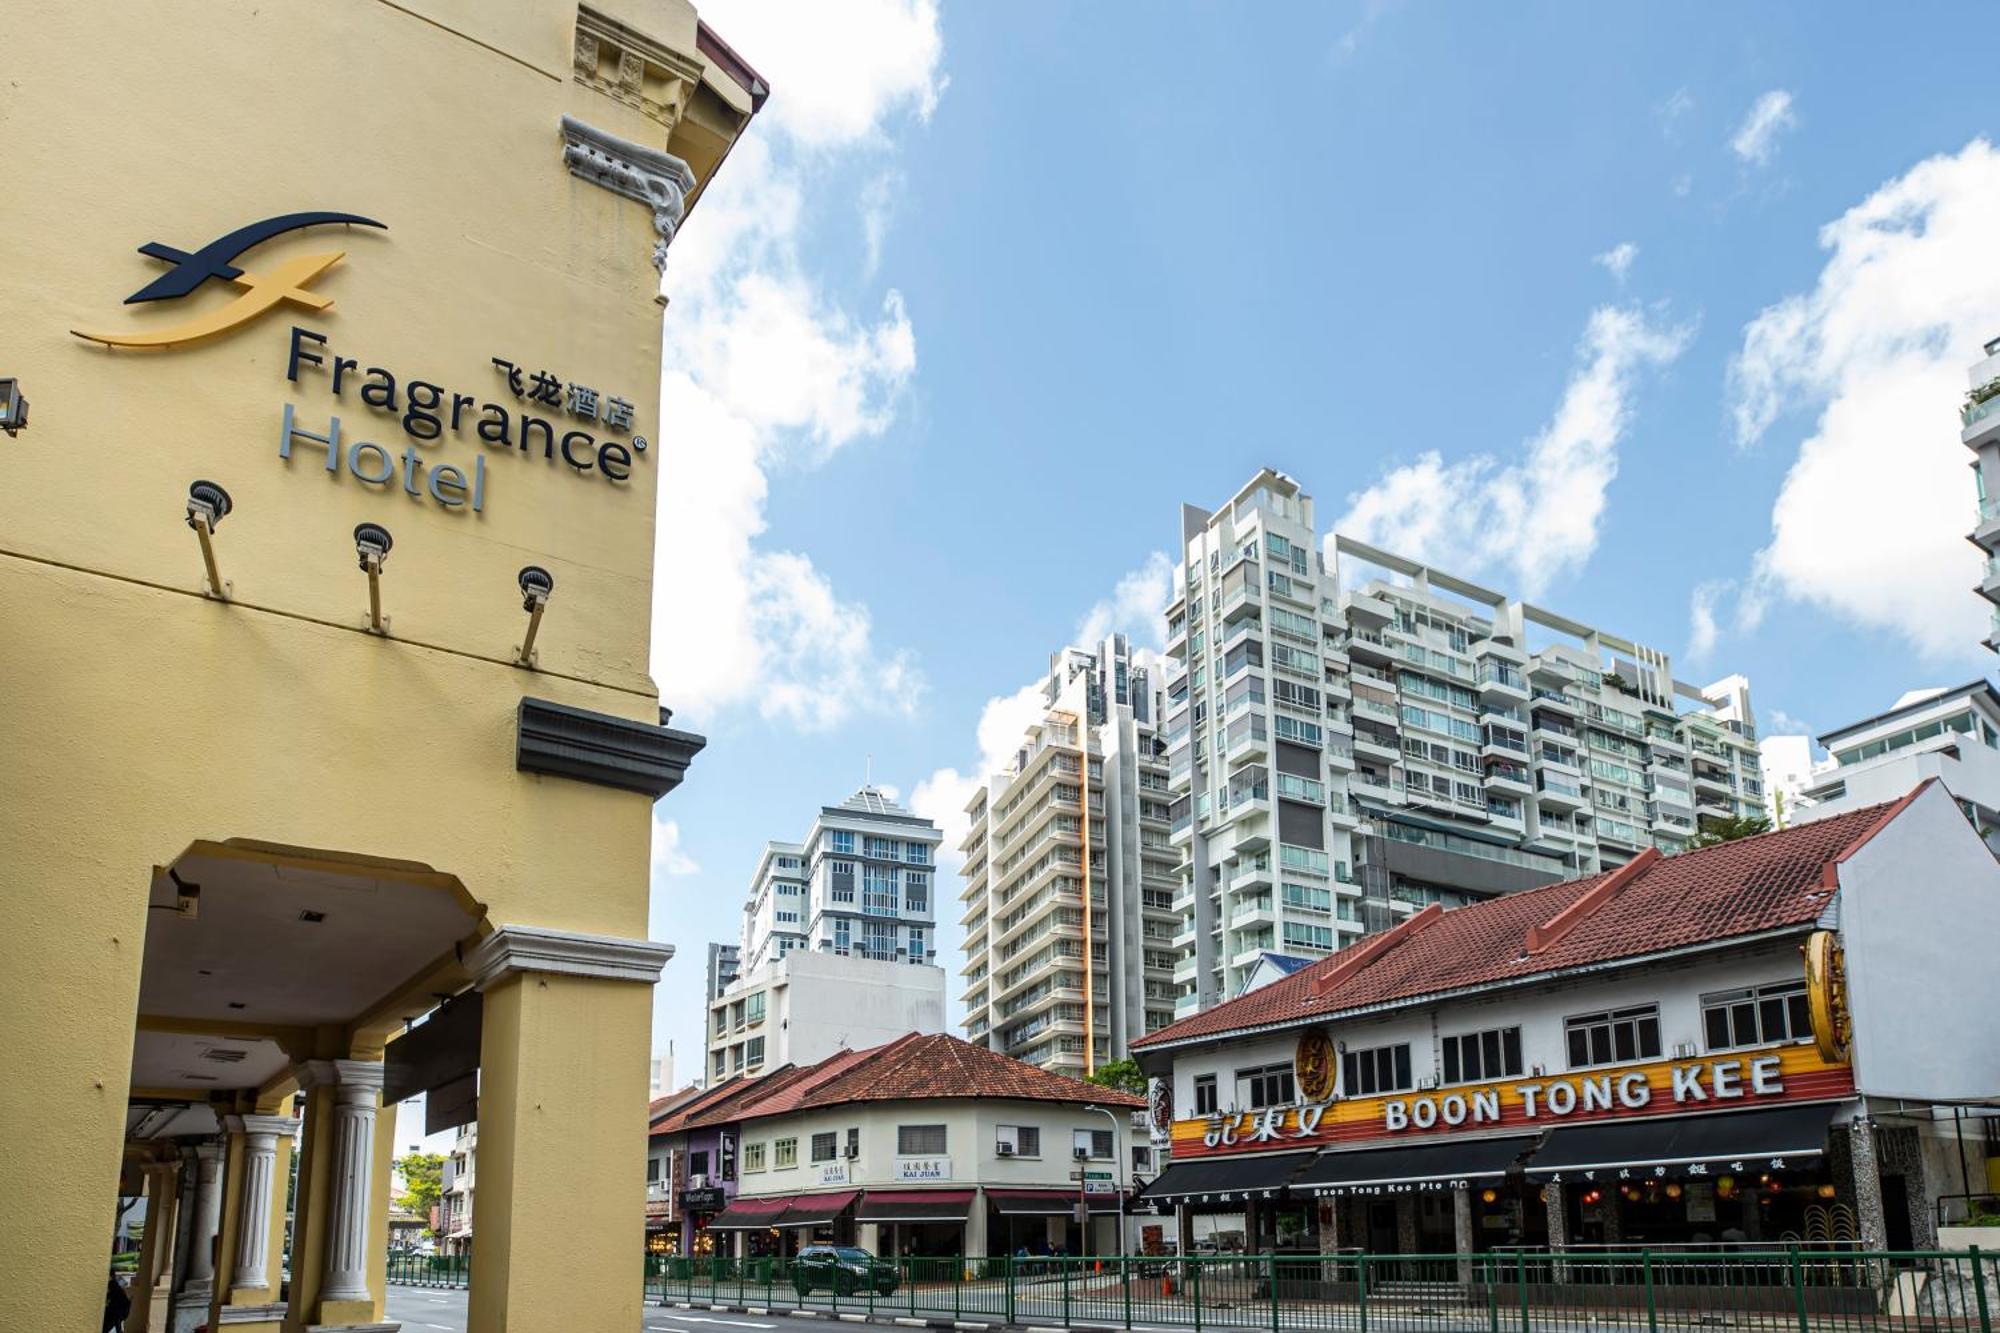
[{"left": 792, "top": 1245, "right": 899, "bottom": 1297}]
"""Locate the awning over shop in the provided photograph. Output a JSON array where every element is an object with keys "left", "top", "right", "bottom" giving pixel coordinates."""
[
  {"left": 708, "top": 1195, "right": 794, "bottom": 1231},
  {"left": 780, "top": 1190, "right": 860, "bottom": 1227},
  {"left": 1291, "top": 1135, "right": 1537, "bottom": 1196},
  {"left": 1523, "top": 1103, "right": 1843, "bottom": 1183},
  {"left": 986, "top": 1188, "right": 1123, "bottom": 1216},
  {"left": 856, "top": 1190, "right": 976, "bottom": 1224},
  {"left": 1135, "top": 1151, "right": 1313, "bottom": 1204}
]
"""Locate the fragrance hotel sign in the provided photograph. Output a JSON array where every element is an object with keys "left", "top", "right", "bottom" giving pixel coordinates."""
[
  {"left": 71, "top": 211, "right": 648, "bottom": 514},
  {"left": 1169, "top": 1042, "right": 1853, "bottom": 1160}
]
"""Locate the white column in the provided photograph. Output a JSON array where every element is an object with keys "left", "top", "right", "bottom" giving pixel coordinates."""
[
  {"left": 305, "top": 1059, "right": 385, "bottom": 1305},
  {"left": 181, "top": 1141, "right": 225, "bottom": 1297},
  {"left": 226, "top": 1115, "right": 296, "bottom": 1296}
]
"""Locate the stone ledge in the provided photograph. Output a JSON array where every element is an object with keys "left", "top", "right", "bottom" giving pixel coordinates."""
[{"left": 516, "top": 697, "right": 705, "bottom": 799}]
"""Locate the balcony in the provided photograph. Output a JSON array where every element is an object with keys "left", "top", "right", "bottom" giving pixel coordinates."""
[
  {"left": 1477, "top": 663, "right": 1529, "bottom": 699},
  {"left": 1341, "top": 590, "right": 1394, "bottom": 627},
  {"left": 1537, "top": 776, "right": 1587, "bottom": 810},
  {"left": 1224, "top": 714, "right": 1268, "bottom": 765},
  {"left": 1531, "top": 688, "right": 1578, "bottom": 715},
  {"left": 1348, "top": 630, "right": 1394, "bottom": 665},
  {"left": 1964, "top": 380, "right": 2000, "bottom": 448}
]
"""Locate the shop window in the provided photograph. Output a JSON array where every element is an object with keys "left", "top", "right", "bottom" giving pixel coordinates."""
[
  {"left": 775, "top": 1138, "right": 798, "bottom": 1169},
  {"left": 1341, "top": 1043, "right": 1413, "bottom": 1096},
  {"left": 1441, "top": 1026, "right": 1523, "bottom": 1085},
  {"left": 1702, "top": 980, "right": 1811, "bottom": 1051},
  {"left": 1235, "top": 1062, "right": 1296, "bottom": 1109},
  {"left": 1565, "top": 1004, "right": 1662, "bottom": 1068},
  {"left": 811, "top": 1132, "right": 838, "bottom": 1163},
  {"left": 744, "top": 1143, "right": 766, "bottom": 1173},
  {"left": 898, "top": 1124, "right": 947, "bottom": 1155},
  {"left": 1193, "top": 1074, "right": 1218, "bottom": 1116}
]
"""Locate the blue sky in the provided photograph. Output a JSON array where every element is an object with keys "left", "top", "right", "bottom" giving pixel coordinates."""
[{"left": 629, "top": 1, "right": 2000, "bottom": 1089}]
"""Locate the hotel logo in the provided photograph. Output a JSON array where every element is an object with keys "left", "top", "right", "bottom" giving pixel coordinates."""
[{"left": 72, "top": 211, "right": 385, "bottom": 349}]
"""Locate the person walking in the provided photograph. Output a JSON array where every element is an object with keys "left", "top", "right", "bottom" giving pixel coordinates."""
[{"left": 103, "top": 1269, "right": 131, "bottom": 1332}]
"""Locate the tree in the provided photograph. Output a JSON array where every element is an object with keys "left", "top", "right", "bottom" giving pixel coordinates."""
[
  {"left": 1690, "top": 813, "right": 1772, "bottom": 848},
  {"left": 1085, "top": 1058, "right": 1147, "bottom": 1095},
  {"left": 395, "top": 1153, "right": 446, "bottom": 1235}
]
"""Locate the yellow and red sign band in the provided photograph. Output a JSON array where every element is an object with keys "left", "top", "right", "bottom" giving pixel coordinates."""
[{"left": 1171, "top": 1041, "right": 1853, "bottom": 1159}]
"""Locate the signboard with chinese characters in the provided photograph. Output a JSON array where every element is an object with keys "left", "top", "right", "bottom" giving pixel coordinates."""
[
  {"left": 895, "top": 1157, "right": 951, "bottom": 1182},
  {"left": 1169, "top": 1041, "right": 1853, "bottom": 1159},
  {"left": 817, "top": 1162, "right": 849, "bottom": 1186}
]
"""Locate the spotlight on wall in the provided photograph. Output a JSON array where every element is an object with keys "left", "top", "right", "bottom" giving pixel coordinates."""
[
  {"left": 185, "top": 480, "right": 233, "bottom": 599},
  {"left": 0, "top": 378, "right": 28, "bottom": 436},
  {"left": 354, "top": 522, "right": 393, "bottom": 634},
  {"left": 515, "top": 565, "right": 554, "bottom": 668}
]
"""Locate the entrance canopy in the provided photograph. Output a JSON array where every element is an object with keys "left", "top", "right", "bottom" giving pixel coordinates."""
[
  {"left": 1136, "top": 1151, "right": 1312, "bottom": 1204},
  {"left": 709, "top": 1195, "right": 793, "bottom": 1231},
  {"left": 988, "top": 1188, "right": 1122, "bottom": 1216},
  {"left": 1523, "top": 1103, "right": 1842, "bottom": 1182},
  {"left": 1291, "top": 1135, "right": 1538, "bottom": 1196},
  {"left": 781, "top": 1190, "right": 859, "bottom": 1228},
  {"left": 856, "top": 1190, "right": 975, "bottom": 1224}
]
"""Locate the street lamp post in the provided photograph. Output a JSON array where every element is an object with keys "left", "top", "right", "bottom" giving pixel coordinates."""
[{"left": 1084, "top": 1104, "right": 1127, "bottom": 1256}]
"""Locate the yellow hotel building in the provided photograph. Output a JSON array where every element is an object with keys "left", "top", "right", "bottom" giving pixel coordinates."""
[{"left": 0, "top": 3, "right": 763, "bottom": 1330}]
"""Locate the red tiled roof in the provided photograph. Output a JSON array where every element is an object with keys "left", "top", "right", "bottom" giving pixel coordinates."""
[
  {"left": 690, "top": 1032, "right": 1144, "bottom": 1128},
  {"left": 1134, "top": 795, "right": 1918, "bottom": 1050}
]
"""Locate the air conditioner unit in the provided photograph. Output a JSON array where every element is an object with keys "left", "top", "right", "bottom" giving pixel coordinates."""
[
  {"left": 844, "top": 1143, "right": 859, "bottom": 1159},
  {"left": 1073, "top": 1147, "right": 1090, "bottom": 1162},
  {"left": 1674, "top": 1042, "right": 1696, "bottom": 1059},
  {"left": 1417, "top": 1076, "right": 1438, "bottom": 1091},
  {"left": 687, "top": 1175, "right": 709, "bottom": 1190},
  {"left": 996, "top": 1142, "right": 1016, "bottom": 1157}
]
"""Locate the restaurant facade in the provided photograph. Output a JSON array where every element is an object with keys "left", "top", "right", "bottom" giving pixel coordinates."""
[
  {"left": 1131, "top": 784, "right": 2000, "bottom": 1258},
  {"left": 650, "top": 1033, "right": 1147, "bottom": 1260},
  {"left": 0, "top": 2, "right": 762, "bottom": 1330}
]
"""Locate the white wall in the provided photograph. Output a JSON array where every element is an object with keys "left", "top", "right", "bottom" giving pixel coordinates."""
[
  {"left": 708, "top": 950, "right": 947, "bottom": 1078},
  {"left": 1169, "top": 946, "right": 1812, "bottom": 1116},
  {"left": 731, "top": 1098, "right": 1141, "bottom": 1198},
  {"left": 1838, "top": 782, "right": 2000, "bottom": 1100}
]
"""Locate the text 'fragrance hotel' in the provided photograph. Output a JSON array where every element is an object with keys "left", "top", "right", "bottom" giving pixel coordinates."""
[{"left": 1164, "top": 471, "right": 1766, "bottom": 1015}]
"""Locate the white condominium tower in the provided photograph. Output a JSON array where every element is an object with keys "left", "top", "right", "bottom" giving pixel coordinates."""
[
  {"left": 1165, "top": 470, "right": 1766, "bottom": 1014},
  {"left": 1966, "top": 334, "right": 2000, "bottom": 650},
  {"left": 959, "top": 635, "right": 1181, "bottom": 1075}
]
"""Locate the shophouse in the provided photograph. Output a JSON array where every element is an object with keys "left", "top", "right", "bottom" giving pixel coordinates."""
[
  {"left": 0, "top": 2, "right": 763, "bottom": 1329},
  {"left": 1132, "top": 784, "right": 2000, "bottom": 1258},
  {"left": 668, "top": 1034, "right": 1146, "bottom": 1260}
]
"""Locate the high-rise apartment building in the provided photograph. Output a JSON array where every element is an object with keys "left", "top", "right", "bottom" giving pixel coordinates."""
[
  {"left": 1165, "top": 470, "right": 1767, "bottom": 1013},
  {"left": 959, "top": 636, "right": 1181, "bottom": 1075},
  {"left": 704, "top": 942, "right": 741, "bottom": 1004},
  {"left": 1965, "top": 334, "right": 2000, "bottom": 650},
  {"left": 706, "top": 787, "right": 946, "bottom": 1081}
]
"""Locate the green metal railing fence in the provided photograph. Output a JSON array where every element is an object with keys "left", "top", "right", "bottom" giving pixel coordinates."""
[
  {"left": 628, "top": 1249, "right": 2000, "bottom": 1331},
  {"left": 386, "top": 1251, "right": 472, "bottom": 1288}
]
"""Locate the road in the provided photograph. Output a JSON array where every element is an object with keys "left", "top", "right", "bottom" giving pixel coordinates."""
[{"left": 386, "top": 1288, "right": 922, "bottom": 1333}]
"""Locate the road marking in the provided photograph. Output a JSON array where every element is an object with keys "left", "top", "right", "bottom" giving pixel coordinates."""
[{"left": 677, "top": 1317, "right": 777, "bottom": 1328}]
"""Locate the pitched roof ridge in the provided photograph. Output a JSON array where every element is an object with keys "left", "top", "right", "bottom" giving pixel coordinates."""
[
  {"left": 1818, "top": 779, "right": 1933, "bottom": 889},
  {"left": 1525, "top": 847, "right": 1659, "bottom": 956},
  {"left": 1309, "top": 902, "right": 1444, "bottom": 997}
]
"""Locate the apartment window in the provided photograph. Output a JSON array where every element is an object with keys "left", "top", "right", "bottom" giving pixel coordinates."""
[
  {"left": 906, "top": 842, "right": 931, "bottom": 865},
  {"left": 1193, "top": 1074, "right": 1218, "bottom": 1116},
  {"left": 746, "top": 1036, "right": 765, "bottom": 1067},
  {"left": 861, "top": 920, "right": 896, "bottom": 960},
  {"left": 711, "top": 1050, "right": 725, "bottom": 1078},
  {"left": 689, "top": 1151, "right": 710, "bottom": 1177},
  {"left": 907, "top": 927, "right": 926, "bottom": 963},
  {"left": 865, "top": 836, "right": 899, "bottom": 859},
  {"left": 847, "top": 1127, "right": 861, "bottom": 1158},
  {"left": 1441, "top": 1026, "right": 1523, "bottom": 1085},
  {"left": 1236, "top": 1063, "right": 1295, "bottom": 1109},
  {"left": 1703, "top": 980, "right": 1811, "bottom": 1051},
  {"left": 774, "top": 1138, "right": 797, "bottom": 1169},
  {"left": 1566, "top": 1005, "right": 1662, "bottom": 1068},
  {"left": 1341, "top": 1043, "right": 1413, "bottom": 1097},
  {"left": 1283, "top": 922, "right": 1334, "bottom": 951},
  {"left": 774, "top": 909, "right": 799, "bottom": 924},
  {"left": 747, "top": 991, "right": 766, "bottom": 1023},
  {"left": 862, "top": 863, "right": 900, "bottom": 914},
  {"left": 744, "top": 1143, "right": 767, "bottom": 1173},
  {"left": 1133, "top": 1145, "right": 1154, "bottom": 1173},
  {"left": 829, "top": 830, "right": 855, "bottom": 854},
  {"left": 648, "top": 1156, "right": 663, "bottom": 1182},
  {"left": 997, "top": 1125, "right": 1041, "bottom": 1157},
  {"left": 830, "top": 860, "right": 856, "bottom": 903},
  {"left": 905, "top": 871, "right": 930, "bottom": 912},
  {"left": 811, "top": 1132, "right": 839, "bottom": 1163},
  {"left": 1087, "top": 1129, "right": 1115, "bottom": 1159},
  {"left": 833, "top": 918, "right": 852, "bottom": 955},
  {"left": 899, "top": 1124, "right": 947, "bottom": 1155}
]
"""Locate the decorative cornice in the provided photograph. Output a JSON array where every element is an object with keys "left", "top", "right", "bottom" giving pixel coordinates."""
[
  {"left": 516, "top": 696, "right": 706, "bottom": 798},
  {"left": 467, "top": 924, "right": 675, "bottom": 989},
  {"left": 297, "top": 1059, "right": 386, "bottom": 1093},
  {"left": 573, "top": 4, "right": 707, "bottom": 131},
  {"left": 224, "top": 1114, "right": 298, "bottom": 1140},
  {"left": 559, "top": 114, "right": 698, "bottom": 273}
]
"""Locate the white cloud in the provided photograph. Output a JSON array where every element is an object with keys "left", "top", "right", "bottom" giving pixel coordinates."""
[
  {"left": 652, "top": 816, "right": 700, "bottom": 877},
  {"left": 1672, "top": 173, "right": 1694, "bottom": 198},
  {"left": 697, "top": 0, "right": 945, "bottom": 149},
  {"left": 1594, "top": 242, "right": 1639, "bottom": 283},
  {"left": 1687, "top": 579, "right": 1730, "bottom": 662},
  {"left": 1334, "top": 304, "right": 1693, "bottom": 598},
  {"left": 1727, "top": 138, "right": 2000, "bottom": 660},
  {"left": 651, "top": 1, "right": 943, "bottom": 732},
  {"left": 1730, "top": 90, "right": 1798, "bottom": 167},
  {"left": 1658, "top": 87, "right": 1695, "bottom": 136},
  {"left": 859, "top": 171, "right": 902, "bottom": 280},
  {"left": 1765, "top": 707, "right": 1813, "bottom": 737},
  {"left": 1076, "top": 551, "right": 1173, "bottom": 651}
]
